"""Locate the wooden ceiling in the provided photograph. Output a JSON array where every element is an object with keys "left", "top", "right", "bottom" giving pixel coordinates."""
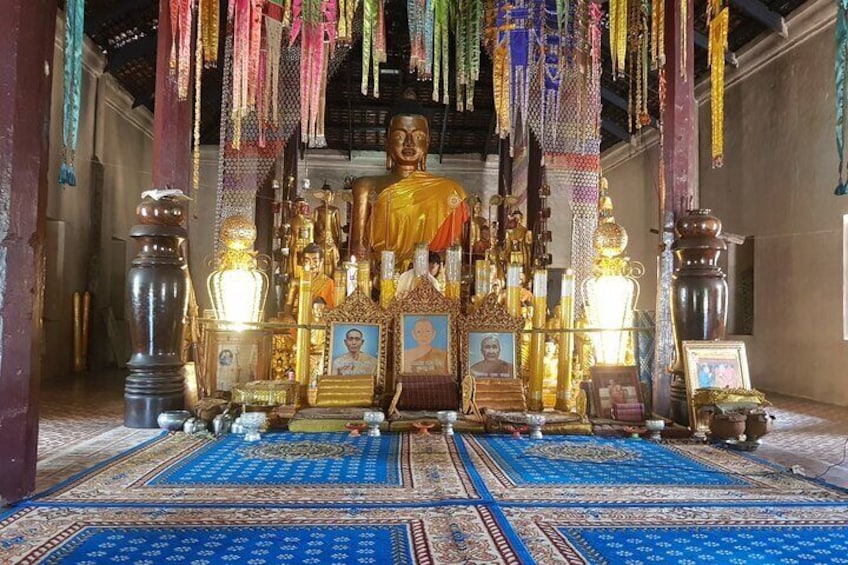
[{"left": 81, "top": 0, "right": 808, "bottom": 155}]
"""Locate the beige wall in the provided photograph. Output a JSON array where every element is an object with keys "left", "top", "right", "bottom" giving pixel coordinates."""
[
  {"left": 43, "top": 17, "right": 154, "bottom": 379},
  {"left": 602, "top": 0, "right": 848, "bottom": 406}
]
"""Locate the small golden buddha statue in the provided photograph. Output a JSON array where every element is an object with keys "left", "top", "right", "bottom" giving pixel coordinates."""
[
  {"left": 312, "top": 185, "right": 342, "bottom": 277},
  {"left": 288, "top": 198, "right": 314, "bottom": 280},
  {"left": 309, "top": 297, "right": 327, "bottom": 374},
  {"left": 542, "top": 339, "right": 559, "bottom": 409},
  {"left": 468, "top": 197, "right": 488, "bottom": 251},
  {"left": 285, "top": 243, "right": 336, "bottom": 319},
  {"left": 349, "top": 113, "right": 468, "bottom": 263},
  {"left": 503, "top": 209, "right": 533, "bottom": 277}
]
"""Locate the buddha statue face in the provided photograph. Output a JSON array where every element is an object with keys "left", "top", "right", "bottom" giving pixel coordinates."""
[
  {"left": 386, "top": 114, "right": 429, "bottom": 171},
  {"left": 472, "top": 199, "right": 483, "bottom": 216}
]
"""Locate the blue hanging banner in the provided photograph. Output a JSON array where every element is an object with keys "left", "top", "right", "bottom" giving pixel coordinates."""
[{"left": 60, "top": 0, "right": 85, "bottom": 187}]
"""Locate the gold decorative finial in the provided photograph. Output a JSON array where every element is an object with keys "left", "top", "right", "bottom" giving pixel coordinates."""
[{"left": 593, "top": 178, "right": 628, "bottom": 258}]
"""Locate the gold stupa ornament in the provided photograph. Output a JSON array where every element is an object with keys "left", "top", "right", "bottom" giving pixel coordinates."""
[
  {"left": 582, "top": 178, "right": 643, "bottom": 365},
  {"left": 208, "top": 215, "right": 269, "bottom": 328}
]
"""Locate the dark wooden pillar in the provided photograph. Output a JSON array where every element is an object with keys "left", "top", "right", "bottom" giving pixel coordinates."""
[
  {"left": 152, "top": 0, "right": 192, "bottom": 188},
  {"left": 497, "top": 137, "right": 513, "bottom": 240},
  {"left": 661, "top": 0, "right": 698, "bottom": 425},
  {"left": 526, "top": 131, "right": 544, "bottom": 233},
  {"left": 124, "top": 0, "right": 192, "bottom": 428},
  {"left": 663, "top": 0, "right": 698, "bottom": 217},
  {"left": 0, "top": 0, "right": 57, "bottom": 504}
]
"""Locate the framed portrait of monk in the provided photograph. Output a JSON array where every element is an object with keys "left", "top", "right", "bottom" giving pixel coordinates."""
[
  {"left": 323, "top": 289, "right": 389, "bottom": 394},
  {"left": 467, "top": 332, "right": 516, "bottom": 379},
  {"left": 400, "top": 314, "right": 451, "bottom": 375},
  {"left": 459, "top": 293, "right": 524, "bottom": 383},
  {"left": 328, "top": 322, "right": 382, "bottom": 379},
  {"left": 389, "top": 276, "right": 460, "bottom": 384}
]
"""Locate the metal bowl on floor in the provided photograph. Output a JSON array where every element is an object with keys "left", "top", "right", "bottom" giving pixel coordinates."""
[{"left": 157, "top": 410, "right": 192, "bottom": 432}]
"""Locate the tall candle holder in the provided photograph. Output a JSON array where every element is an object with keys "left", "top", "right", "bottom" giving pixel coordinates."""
[
  {"left": 380, "top": 250, "right": 396, "bottom": 309},
  {"left": 506, "top": 264, "right": 522, "bottom": 318},
  {"left": 556, "top": 269, "right": 576, "bottom": 412},
  {"left": 528, "top": 269, "right": 548, "bottom": 411},
  {"left": 474, "top": 259, "right": 491, "bottom": 305},
  {"left": 445, "top": 245, "right": 462, "bottom": 300}
]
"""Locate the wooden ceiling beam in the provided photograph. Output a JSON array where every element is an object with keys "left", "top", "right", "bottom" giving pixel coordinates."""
[
  {"left": 694, "top": 30, "right": 739, "bottom": 67},
  {"left": 85, "top": 0, "right": 154, "bottom": 33},
  {"left": 105, "top": 34, "right": 157, "bottom": 71},
  {"left": 729, "top": 0, "right": 788, "bottom": 37},
  {"left": 601, "top": 86, "right": 657, "bottom": 127},
  {"left": 602, "top": 117, "right": 631, "bottom": 144}
]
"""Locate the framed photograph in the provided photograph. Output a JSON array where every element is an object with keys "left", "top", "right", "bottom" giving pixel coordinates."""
[
  {"left": 389, "top": 278, "right": 459, "bottom": 386},
  {"left": 323, "top": 289, "right": 389, "bottom": 394},
  {"left": 467, "top": 331, "right": 517, "bottom": 379},
  {"left": 400, "top": 313, "right": 451, "bottom": 375},
  {"left": 328, "top": 322, "right": 382, "bottom": 379},
  {"left": 590, "top": 365, "right": 642, "bottom": 419},
  {"left": 204, "top": 329, "right": 272, "bottom": 394},
  {"left": 682, "top": 340, "right": 751, "bottom": 429}
]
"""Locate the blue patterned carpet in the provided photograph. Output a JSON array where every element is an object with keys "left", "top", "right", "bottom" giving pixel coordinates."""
[
  {"left": 150, "top": 433, "right": 401, "bottom": 486},
  {"left": 42, "top": 525, "right": 412, "bottom": 565},
  {"left": 469, "top": 435, "right": 745, "bottom": 486},
  {"left": 561, "top": 524, "right": 848, "bottom": 564},
  {"left": 4, "top": 432, "right": 847, "bottom": 564}
]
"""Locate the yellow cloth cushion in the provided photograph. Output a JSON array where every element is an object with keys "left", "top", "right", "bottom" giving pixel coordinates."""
[
  {"left": 314, "top": 375, "right": 375, "bottom": 408},
  {"left": 473, "top": 378, "right": 527, "bottom": 412}
]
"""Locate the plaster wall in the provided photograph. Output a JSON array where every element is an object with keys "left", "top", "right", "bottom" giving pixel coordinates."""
[
  {"left": 697, "top": 19, "right": 848, "bottom": 406},
  {"left": 42, "top": 18, "right": 154, "bottom": 379},
  {"left": 602, "top": 0, "right": 848, "bottom": 406}
]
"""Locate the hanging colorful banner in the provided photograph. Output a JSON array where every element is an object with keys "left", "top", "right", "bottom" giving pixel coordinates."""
[{"left": 60, "top": 0, "right": 85, "bottom": 187}]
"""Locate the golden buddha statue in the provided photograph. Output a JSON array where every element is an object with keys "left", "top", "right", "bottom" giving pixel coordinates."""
[
  {"left": 312, "top": 185, "right": 342, "bottom": 277},
  {"left": 349, "top": 113, "right": 468, "bottom": 262},
  {"left": 468, "top": 196, "right": 488, "bottom": 251},
  {"left": 285, "top": 243, "right": 336, "bottom": 319},
  {"left": 542, "top": 339, "right": 559, "bottom": 409},
  {"left": 288, "top": 198, "right": 314, "bottom": 280},
  {"left": 503, "top": 209, "right": 532, "bottom": 277},
  {"left": 309, "top": 297, "right": 327, "bottom": 374}
]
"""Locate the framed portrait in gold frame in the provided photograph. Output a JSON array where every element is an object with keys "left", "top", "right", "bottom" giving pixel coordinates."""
[
  {"left": 682, "top": 340, "right": 751, "bottom": 430},
  {"left": 323, "top": 289, "right": 389, "bottom": 394},
  {"left": 389, "top": 277, "right": 460, "bottom": 381},
  {"left": 459, "top": 294, "right": 524, "bottom": 381},
  {"left": 203, "top": 329, "right": 272, "bottom": 394}
]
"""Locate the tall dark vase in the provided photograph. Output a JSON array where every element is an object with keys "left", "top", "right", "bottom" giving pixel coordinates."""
[
  {"left": 124, "top": 196, "right": 189, "bottom": 428},
  {"left": 669, "top": 209, "right": 728, "bottom": 426}
]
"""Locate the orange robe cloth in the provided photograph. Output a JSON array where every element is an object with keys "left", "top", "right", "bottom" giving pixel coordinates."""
[
  {"left": 369, "top": 171, "right": 469, "bottom": 262},
  {"left": 311, "top": 274, "right": 335, "bottom": 309}
]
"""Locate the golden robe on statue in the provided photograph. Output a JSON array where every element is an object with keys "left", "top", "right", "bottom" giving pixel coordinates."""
[{"left": 369, "top": 171, "right": 468, "bottom": 262}]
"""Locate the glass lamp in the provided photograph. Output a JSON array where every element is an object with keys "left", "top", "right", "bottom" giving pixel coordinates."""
[
  {"left": 207, "top": 216, "right": 269, "bottom": 329},
  {"left": 581, "top": 181, "right": 642, "bottom": 365}
]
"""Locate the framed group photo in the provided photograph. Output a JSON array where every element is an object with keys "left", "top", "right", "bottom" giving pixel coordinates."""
[
  {"left": 328, "top": 322, "right": 382, "bottom": 379},
  {"left": 400, "top": 313, "right": 451, "bottom": 376},
  {"left": 204, "top": 329, "right": 272, "bottom": 394},
  {"left": 682, "top": 340, "right": 751, "bottom": 429},
  {"left": 590, "top": 365, "right": 642, "bottom": 419}
]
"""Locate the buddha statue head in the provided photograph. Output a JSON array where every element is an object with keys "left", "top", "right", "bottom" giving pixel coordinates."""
[
  {"left": 301, "top": 243, "right": 325, "bottom": 279},
  {"left": 386, "top": 114, "right": 430, "bottom": 172}
]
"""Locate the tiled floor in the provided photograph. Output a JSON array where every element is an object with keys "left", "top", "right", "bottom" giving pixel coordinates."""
[{"left": 33, "top": 374, "right": 848, "bottom": 493}]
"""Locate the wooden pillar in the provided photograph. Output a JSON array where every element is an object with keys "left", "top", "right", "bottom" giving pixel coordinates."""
[
  {"left": 497, "top": 138, "right": 513, "bottom": 240},
  {"left": 0, "top": 1, "right": 57, "bottom": 504},
  {"left": 663, "top": 0, "right": 698, "bottom": 216},
  {"left": 152, "top": 0, "right": 192, "bottom": 189},
  {"left": 660, "top": 0, "right": 698, "bottom": 424},
  {"left": 124, "top": 0, "right": 192, "bottom": 428},
  {"left": 526, "top": 131, "right": 544, "bottom": 236}
]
